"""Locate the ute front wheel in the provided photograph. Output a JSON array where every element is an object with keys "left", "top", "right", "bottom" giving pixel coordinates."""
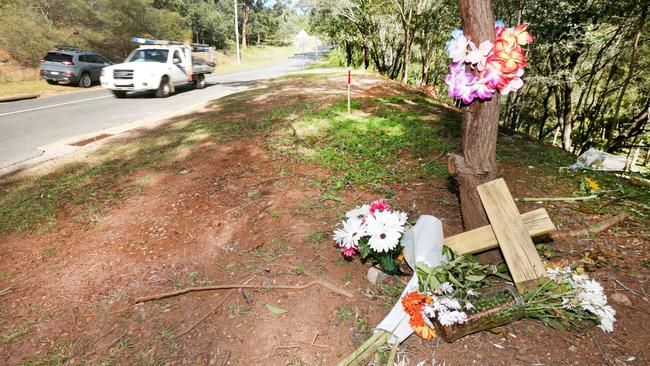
[{"left": 155, "top": 76, "right": 172, "bottom": 98}]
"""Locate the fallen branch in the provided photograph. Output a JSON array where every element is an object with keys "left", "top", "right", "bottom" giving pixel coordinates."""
[
  {"left": 518, "top": 194, "right": 599, "bottom": 202},
  {"left": 173, "top": 275, "right": 256, "bottom": 339},
  {"left": 0, "top": 286, "right": 13, "bottom": 297},
  {"left": 609, "top": 275, "right": 648, "bottom": 301},
  {"left": 135, "top": 277, "right": 353, "bottom": 304},
  {"left": 551, "top": 213, "right": 628, "bottom": 239}
]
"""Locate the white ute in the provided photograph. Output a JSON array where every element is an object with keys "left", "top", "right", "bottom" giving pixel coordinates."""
[{"left": 101, "top": 38, "right": 215, "bottom": 98}]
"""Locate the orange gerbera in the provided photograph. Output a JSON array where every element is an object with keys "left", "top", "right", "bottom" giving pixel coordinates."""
[
  {"left": 402, "top": 291, "right": 436, "bottom": 340},
  {"left": 413, "top": 323, "right": 436, "bottom": 340}
]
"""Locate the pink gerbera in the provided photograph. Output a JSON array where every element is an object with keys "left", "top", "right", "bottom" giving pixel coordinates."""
[
  {"left": 341, "top": 246, "right": 357, "bottom": 257},
  {"left": 369, "top": 199, "right": 391, "bottom": 214}
]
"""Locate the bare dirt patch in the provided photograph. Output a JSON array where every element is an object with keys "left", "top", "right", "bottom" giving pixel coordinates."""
[{"left": 0, "top": 72, "right": 648, "bottom": 365}]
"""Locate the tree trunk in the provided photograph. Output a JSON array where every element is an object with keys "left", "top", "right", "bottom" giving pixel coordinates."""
[
  {"left": 537, "top": 87, "right": 553, "bottom": 140},
  {"left": 607, "top": 3, "right": 647, "bottom": 150},
  {"left": 345, "top": 41, "right": 353, "bottom": 67},
  {"left": 363, "top": 38, "right": 370, "bottom": 69},
  {"left": 421, "top": 61, "right": 429, "bottom": 86},
  {"left": 401, "top": 30, "right": 412, "bottom": 84},
  {"left": 448, "top": 0, "right": 503, "bottom": 263},
  {"left": 241, "top": 6, "right": 250, "bottom": 49}
]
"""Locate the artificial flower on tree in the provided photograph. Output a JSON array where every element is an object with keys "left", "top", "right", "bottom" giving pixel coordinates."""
[
  {"left": 445, "top": 20, "right": 534, "bottom": 104},
  {"left": 333, "top": 199, "right": 408, "bottom": 274}
]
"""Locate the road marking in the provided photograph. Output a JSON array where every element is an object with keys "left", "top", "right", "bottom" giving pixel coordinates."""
[{"left": 0, "top": 95, "right": 112, "bottom": 117}]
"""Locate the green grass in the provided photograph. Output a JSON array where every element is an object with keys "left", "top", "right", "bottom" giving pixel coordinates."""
[
  {"left": 213, "top": 45, "right": 300, "bottom": 74},
  {"left": 336, "top": 305, "right": 355, "bottom": 323},
  {"left": 250, "top": 237, "right": 292, "bottom": 261},
  {"left": 283, "top": 96, "right": 454, "bottom": 193},
  {"left": 0, "top": 86, "right": 310, "bottom": 235},
  {"left": 2, "top": 69, "right": 646, "bottom": 237},
  {"left": 2, "top": 321, "right": 32, "bottom": 344},
  {"left": 305, "top": 230, "right": 327, "bottom": 248},
  {"left": 41, "top": 246, "right": 56, "bottom": 259}
]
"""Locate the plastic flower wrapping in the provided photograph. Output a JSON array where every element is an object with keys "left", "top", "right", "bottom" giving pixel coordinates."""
[
  {"left": 333, "top": 199, "right": 407, "bottom": 274},
  {"left": 445, "top": 20, "right": 534, "bottom": 104}
]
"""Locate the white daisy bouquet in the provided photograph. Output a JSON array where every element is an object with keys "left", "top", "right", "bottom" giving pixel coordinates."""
[
  {"left": 523, "top": 266, "right": 616, "bottom": 332},
  {"left": 333, "top": 199, "right": 408, "bottom": 274}
]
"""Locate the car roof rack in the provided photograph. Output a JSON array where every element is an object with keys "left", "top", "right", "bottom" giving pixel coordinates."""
[
  {"left": 54, "top": 45, "right": 82, "bottom": 52},
  {"left": 131, "top": 37, "right": 210, "bottom": 50}
]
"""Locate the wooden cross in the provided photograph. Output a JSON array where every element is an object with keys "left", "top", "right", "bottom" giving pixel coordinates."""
[{"left": 443, "top": 178, "right": 553, "bottom": 293}]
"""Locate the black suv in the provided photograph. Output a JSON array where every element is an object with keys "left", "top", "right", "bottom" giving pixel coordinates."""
[{"left": 39, "top": 46, "right": 113, "bottom": 88}]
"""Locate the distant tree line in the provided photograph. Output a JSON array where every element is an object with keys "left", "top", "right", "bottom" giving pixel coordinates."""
[
  {"left": 0, "top": 0, "right": 305, "bottom": 66},
  {"left": 308, "top": 0, "right": 649, "bottom": 155}
]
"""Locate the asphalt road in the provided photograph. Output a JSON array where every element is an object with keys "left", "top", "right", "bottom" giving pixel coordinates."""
[{"left": 0, "top": 47, "right": 325, "bottom": 171}]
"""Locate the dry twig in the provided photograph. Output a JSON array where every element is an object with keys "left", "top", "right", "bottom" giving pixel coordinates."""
[
  {"left": 609, "top": 275, "right": 648, "bottom": 300},
  {"left": 135, "top": 277, "right": 353, "bottom": 304},
  {"left": 103, "top": 330, "right": 128, "bottom": 350},
  {"left": 551, "top": 213, "right": 628, "bottom": 239},
  {"left": 174, "top": 275, "right": 256, "bottom": 339},
  {"left": 589, "top": 333, "right": 613, "bottom": 366},
  {"left": 518, "top": 194, "right": 599, "bottom": 202}
]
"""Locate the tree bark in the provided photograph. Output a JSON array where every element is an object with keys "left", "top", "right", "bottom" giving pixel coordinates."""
[
  {"left": 241, "top": 5, "right": 250, "bottom": 49},
  {"left": 401, "top": 30, "right": 412, "bottom": 83},
  {"left": 448, "top": 0, "right": 503, "bottom": 263},
  {"left": 345, "top": 41, "right": 353, "bottom": 67},
  {"left": 363, "top": 38, "right": 370, "bottom": 69}
]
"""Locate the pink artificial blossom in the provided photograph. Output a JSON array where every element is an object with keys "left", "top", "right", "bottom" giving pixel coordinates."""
[
  {"left": 471, "top": 80, "right": 495, "bottom": 100},
  {"left": 481, "top": 62, "right": 502, "bottom": 89},
  {"left": 444, "top": 21, "right": 533, "bottom": 104},
  {"left": 369, "top": 199, "right": 391, "bottom": 214},
  {"left": 499, "top": 68, "right": 525, "bottom": 95},
  {"left": 446, "top": 62, "right": 479, "bottom": 104},
  {"left": 465, "top": 40, "right": 493, "bottom": 70},
  {"left": 448, "top": 34, "right": 470, "bottom": 63},
  {"left": 341, "top": 246, "right": 357, "bottom": 257}
]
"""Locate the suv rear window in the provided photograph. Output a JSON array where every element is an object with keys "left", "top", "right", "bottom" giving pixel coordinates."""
[{"left": 44, "top": 52, "right": 73, "bottom": 63}]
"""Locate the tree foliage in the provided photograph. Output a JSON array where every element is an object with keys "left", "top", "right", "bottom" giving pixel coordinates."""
[
  {"left": 0, "top": 0, "right": 303, "bottom": 66},
  {"left": 307, "top": 0, "right": 649, "bottom": 154}
]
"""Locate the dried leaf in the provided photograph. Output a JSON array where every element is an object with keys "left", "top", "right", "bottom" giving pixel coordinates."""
[{"left": 265, "top": 303, "right": 287, "bottom": 315}]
